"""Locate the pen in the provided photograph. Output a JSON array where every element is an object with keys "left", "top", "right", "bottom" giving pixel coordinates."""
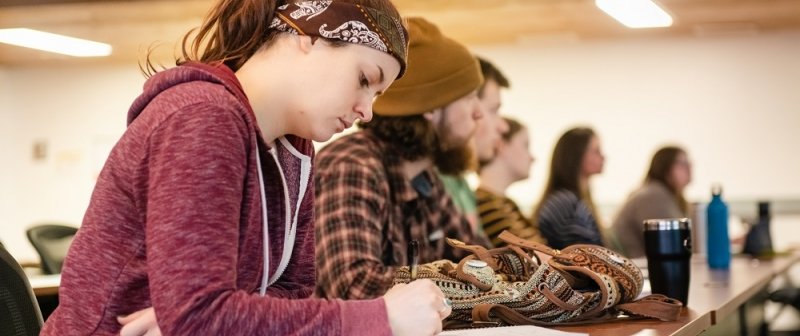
[{"left": 408, "top": 240, "right": 419, "bottom": 281}]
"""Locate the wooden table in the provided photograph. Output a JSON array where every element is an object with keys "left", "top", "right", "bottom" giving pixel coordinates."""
[
  {"left": 688, "top": 256, "right": 797, "bottom": 325},
  {"left": 28, "top": 273, "right": 61, "bottom": 296},
  {"left": 20, "top": 255, "right": 799, "bottom": 334},
  {"left": 555, "top": 308, "right": 711, "bottom": 336},
  {"left": 554, "top": 254, "right": 800, "bottom": 336}
]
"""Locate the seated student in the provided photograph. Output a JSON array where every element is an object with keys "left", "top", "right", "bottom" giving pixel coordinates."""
[
  {"left": 314, "top": 17, "right": 491, "bottom": 301},
  {"left": 534, "top": 127, "right": 606, "bottom": 249},
  {"left": 612, "top": 146, "right": 692, "bottom": 258},
  {"left": 438, "top": 57, "right": 510, "bottom": 232},
  {"left": 45, "top": 1, "right": 451, "bottom": 335},
  {"left": 476, "top": 117, "right": 545, "bottom": 246}
]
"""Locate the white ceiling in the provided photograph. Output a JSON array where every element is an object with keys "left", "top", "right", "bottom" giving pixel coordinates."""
[{"left": 2, "top": 0, "right": 800, "bottom": 66}]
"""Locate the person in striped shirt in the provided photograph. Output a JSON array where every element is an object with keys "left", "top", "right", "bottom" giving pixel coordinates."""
[
  {"left": 533, "top": 127, "right": 606, "bottom": 249},
  {"left": 477, "top": 117, "right": 545, "bottom": 246}
]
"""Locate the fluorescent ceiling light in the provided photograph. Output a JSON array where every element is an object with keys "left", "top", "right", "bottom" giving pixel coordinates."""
[
  {"left": 596, "top": 0, "right": 673, "bottom": 28},
  {"left": 0, "top": 28, "right": 112, "bottom": 57}
]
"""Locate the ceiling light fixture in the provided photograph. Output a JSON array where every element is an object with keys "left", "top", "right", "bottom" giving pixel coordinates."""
[
  {"left": 596, "top": 0, "right": 673, "bottom": 28},
  {"left": 0, "top": 28, "right": 112, "bottom": 57}
]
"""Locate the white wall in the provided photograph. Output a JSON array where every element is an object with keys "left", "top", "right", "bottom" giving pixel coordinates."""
[
  {"left": 2, "top": 30, "right": 799, "bottom": 261},
  {"left": 0, "top": 67, "right": 25, "bottom": 256},
  {"left": 472, "top": 31, "right": 800, "bottom": 219},
  {"left": 1, "top": 65, "right": 143, "bottom": 261}
]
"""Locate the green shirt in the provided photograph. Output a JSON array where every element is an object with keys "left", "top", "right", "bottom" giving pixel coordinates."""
[
  {"left": 438, "top": 173, "right": 484, "bottom": 237},
  {"left": 438, "top": 174, "right": 477, "bottom": 214}
]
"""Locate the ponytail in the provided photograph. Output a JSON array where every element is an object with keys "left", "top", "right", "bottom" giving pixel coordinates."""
[
  {"left": 141, "top": 0, "right": 402, "bottom": 76},
  {"left": 180, "top": 0, "right": 283, "bottom": 71},
  {"left": 142, "top": 0, "right": 284, "bottom": 76}
]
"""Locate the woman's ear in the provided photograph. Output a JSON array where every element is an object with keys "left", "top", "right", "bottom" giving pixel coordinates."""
[{"left": 297, "top": 35, "right": 315, "bottom": 54}]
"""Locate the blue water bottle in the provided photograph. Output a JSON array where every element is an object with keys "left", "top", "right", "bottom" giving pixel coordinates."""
[{"left": 706, "top": 184, "right": 731, "bottom": 269}]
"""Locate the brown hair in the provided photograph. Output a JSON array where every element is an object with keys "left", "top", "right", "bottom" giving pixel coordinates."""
[
  {"left": 478, "top": 117, "right": 525, "bottom": 172},
  {"left": 432, "top": 111, "right": 476, "bottom": 175},
  {"left": 359, "top": 114, "right": 438, "bottom": 163},
  {"left": 142, "top": 0, "right": 402, "bottom": 75},
  {"left": 646, "top": 146, "right": 689, "bottom": 214},
  {"left": 477, "top": 56, "right": 510, "bottom": 98},
  {"left": 500, "top": 117, "right": 524, "bottom": 142},
  {"left": 533, "top": 127, "right": 598, "bottom": 222},
  {"left": 359, "top": 112, "right": 475, "bottom": 175}
]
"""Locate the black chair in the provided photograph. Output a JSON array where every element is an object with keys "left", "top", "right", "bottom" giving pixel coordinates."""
[
  {"left": 0, "top": 245, "right": 44, "bottom": 335},
  {"left": 26, "top": 224, "right": 78, "bottom": 275},
  {"left": 770, "top": 287, "right": 800, "bottom": 311}
]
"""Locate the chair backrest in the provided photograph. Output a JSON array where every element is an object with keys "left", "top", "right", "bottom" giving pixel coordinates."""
[
  {"left": 26, "top": 224, "right": 78, "bottom": 275},
  {"left": 0, "top": 245, "right": 44, "bottom": 335}
]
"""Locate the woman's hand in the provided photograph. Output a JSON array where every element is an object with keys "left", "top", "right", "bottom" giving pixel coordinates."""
[
  {"left": 118, "top": 307, "right": 161, "bottom": 336},
  {"left": 383, "top": 280, "right": 451, "bottom": 336},
  {"left": 116, "top": 281, "right": 452, "bottom": 336}
]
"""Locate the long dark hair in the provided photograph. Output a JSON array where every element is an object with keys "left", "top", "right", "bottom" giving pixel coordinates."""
[
  {"left": 533, "top": 127, "right": 598, "bottom": 222},
  {"left": 141, "top": 0, "right": 402, "bottom": 75},
  {"left": 646, "top": 146, "right": 689, "bottom": 214}
]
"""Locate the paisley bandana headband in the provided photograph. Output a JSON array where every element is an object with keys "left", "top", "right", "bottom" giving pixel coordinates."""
[{"left": 269, "top": 1, "right": 409, "bottom": 78}]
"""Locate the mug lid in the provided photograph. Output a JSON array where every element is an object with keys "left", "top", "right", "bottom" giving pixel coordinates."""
[{"left": 643, "top": 218, "right": 691, "bottom": 231}]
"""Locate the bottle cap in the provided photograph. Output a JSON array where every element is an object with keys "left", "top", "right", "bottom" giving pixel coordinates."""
[
  {"left": 711, "top": 183, "right": 723, "bottom": 196},
  {"left": 758, "top": 201, "right": 770, "bottom": 217}
]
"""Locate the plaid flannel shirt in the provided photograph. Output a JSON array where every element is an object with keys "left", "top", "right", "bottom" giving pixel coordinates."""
[{"left": 314, "top": 130, "right": 491, "bottom": 300}]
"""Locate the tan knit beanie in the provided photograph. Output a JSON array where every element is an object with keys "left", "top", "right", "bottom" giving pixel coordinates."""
[{"left": 373, "top": 17, "right": 483, "bottom": 116}]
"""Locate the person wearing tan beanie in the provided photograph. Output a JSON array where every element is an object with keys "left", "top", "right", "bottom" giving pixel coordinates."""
[{"left": 314, "top": 17, "right": 492, "bottom": 301}]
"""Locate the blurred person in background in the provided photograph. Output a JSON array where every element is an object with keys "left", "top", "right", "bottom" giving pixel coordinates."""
[
  {"left": 476, "top": 117, "right": 544, "bottom": 247},
  {"left": 534, "top": 127, "right": 606, "bottom": 249},
  {"left": 438, "top": 57, "right": 510, "bottom": 233},
  {"left": 612, "top": 146, "right": 692, "bottom": 258}
]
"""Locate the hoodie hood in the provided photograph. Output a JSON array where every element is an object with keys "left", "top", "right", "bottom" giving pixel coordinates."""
[{"left": 127, "top": 62, "right": 251, "bottom": 126}]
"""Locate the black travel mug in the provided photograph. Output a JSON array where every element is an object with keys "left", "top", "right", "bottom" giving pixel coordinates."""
[{"left": 644, "top": 218, "right": 692, "bottom": 306}]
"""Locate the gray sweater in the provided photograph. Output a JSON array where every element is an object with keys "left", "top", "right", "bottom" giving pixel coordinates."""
[{"left": 612, "top": 181, "right": 685, "bottom": 258}]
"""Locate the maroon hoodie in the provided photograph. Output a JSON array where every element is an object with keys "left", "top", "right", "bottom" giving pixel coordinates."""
[{"left": 42, "top": 63, "right": 391, "bottom": 335}]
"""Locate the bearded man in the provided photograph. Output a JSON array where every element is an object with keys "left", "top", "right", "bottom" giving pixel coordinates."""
[{"left": 314, "top": 17, "right": 491, "bottom": 300}]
